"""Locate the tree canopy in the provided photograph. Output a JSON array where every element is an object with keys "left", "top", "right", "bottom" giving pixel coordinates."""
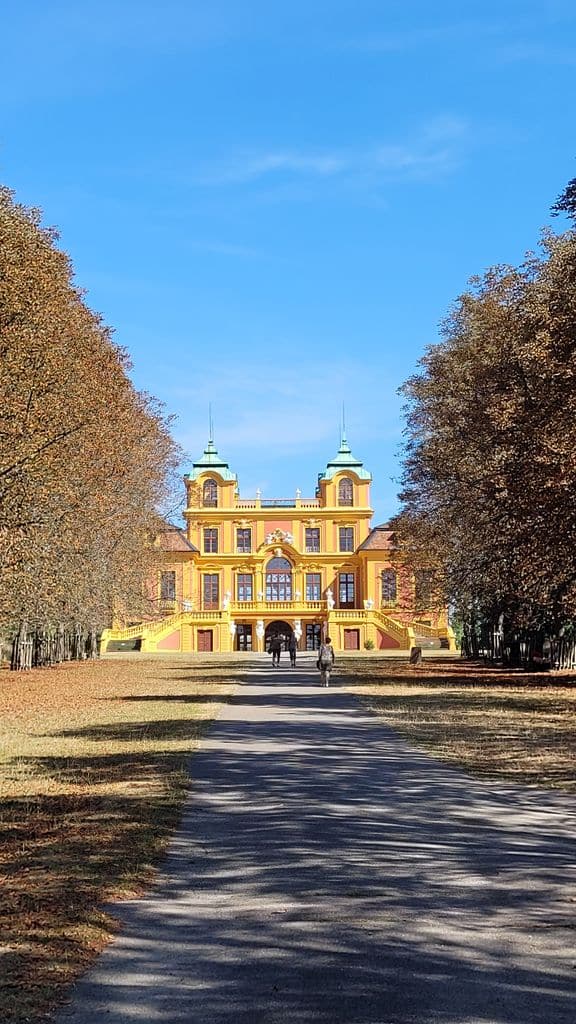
[
  {"left": 0, "top": 186, "right": 179, "bottom": 648},
  {"left": 395, "top": 188, "right": 576, "bottom": 648}
]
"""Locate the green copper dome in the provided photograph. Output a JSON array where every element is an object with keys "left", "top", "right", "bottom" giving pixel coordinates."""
[
  {"left": 319, "top": 434, "right": 372, "bottom": 481},
  {"left": 185, "top": 439, "right": 237, "bottom": 482}
]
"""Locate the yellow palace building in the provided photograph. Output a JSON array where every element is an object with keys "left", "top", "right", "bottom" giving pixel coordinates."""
[{"left": 101, "top": 435, "right": 455, "bottom": 655}]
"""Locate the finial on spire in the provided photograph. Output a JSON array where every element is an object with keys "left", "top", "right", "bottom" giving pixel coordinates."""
[
  {"left": 208, "top": 402, "right": 214, "bottom": 444},
  {"left": 341, "top": 401, "right": 347, "bottom": 442}
]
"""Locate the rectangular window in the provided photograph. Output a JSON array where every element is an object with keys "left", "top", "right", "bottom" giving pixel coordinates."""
[
  {"left": 381, "top": 569, "right": 398, "bottom": 605},
  {"left": 203, "top": 574, "right": 219, "bottom": 609},
  {"left": 339, "top": 526, "right": 354, "bottom": 552},
  {"left": 415, "top": 569, "right": 434, "bottom": 608},
  {"left": 306, "top": 624, "right": 321, "bottom": 650},
  {"left": 236, "top": 624, "right": 252, "bottom": 651},
  {"left": 237, "top": 573, "right": 253, "bottom": 602},
  {"left": 305, "top": 527, "right": 320, "bottom": 553},
  {"left": 236, "top": 527, "right": 252, "bottom": 553},
  {"left": 160, "top": 570, "right": 176, "bottom": 601},
  {"left": 266, "top": 571, "right": 292, "bottom": 601},
  {"left": 203, "top": 528, "right": 218, "bottom": 553},
  {"left": 339, "top": 572, "right": 355, "bottom": 608},
  {"left": 306, "top": 573, "right": 322, "bottom": 601}
]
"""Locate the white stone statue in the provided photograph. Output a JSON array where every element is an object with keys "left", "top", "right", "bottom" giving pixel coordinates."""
[
  {"left": 257, "top": 590, "right": 264, "bottom": 600},
  {"left": 229, "top": 620, "right": 237, "bottom": 636},
  {"left": 325, "top": 587, "right": 335, "bottom": 610},
  {"left": 256, "top": 619, "right": 265, "bottom": 640},
  {"left": 222, "top": 591, "right": 231, "bottom": 610},
  {"left": 256, "top": 488, "right": 261, "bottom": 499},
  {"left": 295, "top": 488, "right": 301, "bottom": 499},
  {"left": 182, "top": 600, "right": 192, "bottom": 612},
  {"left": 293, "top": 619, "right": 302, "bottom": 642}
]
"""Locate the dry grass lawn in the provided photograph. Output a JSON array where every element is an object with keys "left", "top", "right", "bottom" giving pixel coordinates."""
[
  {"left": 343, "top": 657, "right": 576, "bottom": 792},
  {"left": 0, "top": 655, "right": 240, "bottom": 1024},
  {"left": 3, "top": 654, "right": 576, "bottom": 1023}
]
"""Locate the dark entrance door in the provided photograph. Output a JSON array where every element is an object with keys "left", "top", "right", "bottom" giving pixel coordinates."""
[
  {"left": 236, "top": 624, "right": 252, "bottom": 651},
  {"left": 265, "top": 620, "right": 293, "bottom": 652},
  {"left": 198, "top": 629, "right": 213, "bottom": 652},
  {"left": 344, "top": 628, "right": 360, "bottom": 650}
]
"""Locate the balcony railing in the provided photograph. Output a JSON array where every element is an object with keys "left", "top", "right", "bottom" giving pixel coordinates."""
[
  {"left": 230, "top": 599, "right": 325, "bottom": 613},
  {"left": 235, "top": 497, "right": 321, "bottom": 508}
]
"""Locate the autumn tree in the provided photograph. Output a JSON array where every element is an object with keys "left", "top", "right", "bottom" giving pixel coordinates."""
[
  {"left": 395, "top": 197, "right": 576, "bottom": 660},
  {"left": 0, "top": 186, "right": 179, "bottom": 664}
]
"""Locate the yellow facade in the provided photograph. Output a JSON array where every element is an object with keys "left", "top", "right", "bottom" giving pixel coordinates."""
[{"left": 102, "top": 436, "right": 455, "bottom": 654}]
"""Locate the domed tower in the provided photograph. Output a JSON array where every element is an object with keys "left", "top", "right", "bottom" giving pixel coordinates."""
[{"left": 316, "top": 432, "right": 373, "bottom": 548}]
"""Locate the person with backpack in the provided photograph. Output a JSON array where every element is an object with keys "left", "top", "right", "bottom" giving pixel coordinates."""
[{"left": 317, "top": 636, "right": 335, "bottom": 686}]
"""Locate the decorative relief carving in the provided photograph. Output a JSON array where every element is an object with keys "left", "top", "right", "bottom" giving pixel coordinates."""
[{"left": 265, "top": 528, "right": 294, "bottom": 545}]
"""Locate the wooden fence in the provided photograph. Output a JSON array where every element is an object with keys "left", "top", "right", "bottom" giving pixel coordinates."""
[
  {"left": 8, "top": 625, "right": 100, "bottom": 671},
  {"left": 461, "top": 625, "right": 576, "bottom": 670}
]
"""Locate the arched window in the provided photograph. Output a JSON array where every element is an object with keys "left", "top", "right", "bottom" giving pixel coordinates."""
[
  {"left": 202, "top": 478, "right": 218, "bottom": 507},
  {"left": 338, "top": 477, "right": 353, "bottom": 506},
  {"left": 381, "top": 569, "right": 397, "bottom": 605},
  {"left": 266, "top": 556, "right": 292, "bottom": 601}
]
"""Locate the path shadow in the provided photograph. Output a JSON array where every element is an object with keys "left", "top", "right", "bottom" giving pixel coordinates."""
[{"left": 52, "top": 677, "right": 576, "bottom": 1024}]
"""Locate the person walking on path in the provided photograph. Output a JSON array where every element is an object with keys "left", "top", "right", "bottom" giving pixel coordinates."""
[
  {"left": 288, "top": 633, "right": 297, "bottom": 668},
  {"left": 317, "top": 635, "right": 334, "bottom": 686},
  {"left": 269, "top": 635, "right": 282, "bottom": 668}
]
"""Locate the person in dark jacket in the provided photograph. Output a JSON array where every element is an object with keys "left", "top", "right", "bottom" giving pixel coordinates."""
[
  {"left": 269, "top": 636, "right": 282, "bottom": 667},
  {"left": 288, "top": 633, "right": 297, "bottom": 667}
]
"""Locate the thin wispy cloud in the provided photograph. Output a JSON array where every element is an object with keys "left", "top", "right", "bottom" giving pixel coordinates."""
[
  {"left": 197, "top": 152, "right": 346, "bottom": 185},
  {"left": 193, "top": 117, "right": 470, "bottom": 193},
  {"left": 495, "top": 42, "right": 576, "bottom": 65},
  {"left": 341, "top": 19, "right": 507, "bottom": 53},
  {"left": 171, "top": 360, "right": 402, "bottom": 468}
]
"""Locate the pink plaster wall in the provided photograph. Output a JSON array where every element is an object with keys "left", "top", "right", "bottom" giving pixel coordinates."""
[
  {"left": 157, "top": 630, "right": 180, "bottom": 651},
  {"left": 264, "top": 520, "right": 293, "bottom": 536},
  {"left": 378, "top": 629, "right": 400, "bottom": 650}
]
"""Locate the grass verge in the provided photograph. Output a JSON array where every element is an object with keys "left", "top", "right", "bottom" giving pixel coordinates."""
[
  {"left": 342, "top": 657, "right": 576, "bottom": 792},
  {"left": 0, "top": 656, "right": 239, "bottom": 1023}
]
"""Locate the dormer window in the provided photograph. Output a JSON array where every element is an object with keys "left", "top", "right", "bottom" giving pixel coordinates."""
[
  {"left": 338, "top": 477, "right": 353, "bottom": 506},
  {"left": 202, "top": 478, "right": 218, "bottom": 507}
]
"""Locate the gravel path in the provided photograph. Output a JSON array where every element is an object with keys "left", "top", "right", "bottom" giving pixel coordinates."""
[{"left": 56, "top": 657, "right": 576, "bottom": 1023}]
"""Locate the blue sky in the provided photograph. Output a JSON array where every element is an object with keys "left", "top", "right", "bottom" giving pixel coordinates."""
[{"left": 2, "top": 0, "right": 575, "bottom": 523}]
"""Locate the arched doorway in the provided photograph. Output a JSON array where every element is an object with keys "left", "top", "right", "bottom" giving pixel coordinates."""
[{"left": 265, "top": 620, "right": 293, "bottom": 652}]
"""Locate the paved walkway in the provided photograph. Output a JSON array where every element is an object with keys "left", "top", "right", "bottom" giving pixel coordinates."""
[{"left": 57, "top": 658, "right": 576, "bottom": 1024}]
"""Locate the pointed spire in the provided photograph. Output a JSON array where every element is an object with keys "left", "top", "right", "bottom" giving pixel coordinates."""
[{"left": 185, "top": 412, "right": 237, "bottom": 481}]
